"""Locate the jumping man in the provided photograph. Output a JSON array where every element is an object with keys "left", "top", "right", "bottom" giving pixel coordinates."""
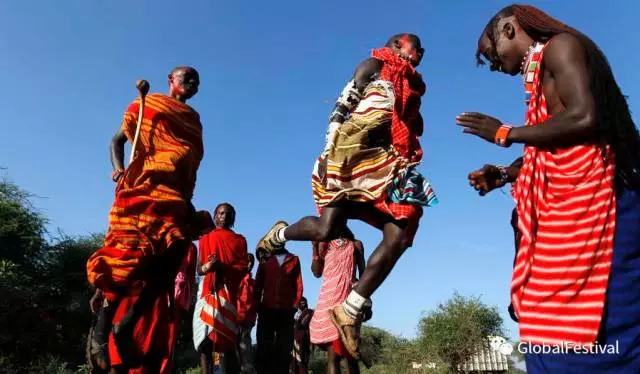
[{"left": 257, "top": 34, "right": 437, "bottom": 359}]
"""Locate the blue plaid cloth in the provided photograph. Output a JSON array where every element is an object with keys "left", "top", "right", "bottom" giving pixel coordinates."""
[{"left": 388, "top": 167, "right": 438, "bottom": 207}]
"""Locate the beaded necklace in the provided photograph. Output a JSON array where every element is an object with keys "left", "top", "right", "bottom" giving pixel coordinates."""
[{"left": 522, "top": 42, "right": 545, "bottom": 106}]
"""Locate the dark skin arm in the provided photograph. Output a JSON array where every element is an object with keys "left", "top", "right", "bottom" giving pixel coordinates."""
[
  {"left": 110, "top": 128, "right": 127, "bottom": 175},
  {"left": 89, "top": 288, "right": 104, "bottom": 314},
  {"left": 328, "top": 58, "right": 382, "bottom": 124},
  {"left": 254, "top": 262, "right": 265, "bottom": 307},
  {"left": 293, "top": 258, "right": 303, "bottom": 306},
  {"left": 311, "top": 242, "right": 324, "bottom": 278},
  {"left": 300, "top": 311, "right": 313, "bottom": 327},
  {"left": 457, "top": 34, "right": 596, "bottom": 148},
  {"left": 353, "top": 240, "right": 365, "bottom": 280}
]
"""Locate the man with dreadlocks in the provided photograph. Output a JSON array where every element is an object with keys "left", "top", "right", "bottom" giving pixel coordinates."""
[
  {"left": 458, "top": 4, "right": 640, "bottom": 372},
  {"left": 256, "top": 33, "right": 438, "bottom": 360}
]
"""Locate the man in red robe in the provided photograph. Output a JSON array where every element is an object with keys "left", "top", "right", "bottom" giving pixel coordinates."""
[{"left": 193, "top": 203, "right": 248, "bottom": 374}]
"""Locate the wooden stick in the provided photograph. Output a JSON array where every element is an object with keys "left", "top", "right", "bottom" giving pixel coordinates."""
[{"left": 128, "top": 79, "right": 150, "bottom": 166}]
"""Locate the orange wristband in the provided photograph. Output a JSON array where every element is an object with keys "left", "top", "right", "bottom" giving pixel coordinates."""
[{"left": 495, "top": 125, "right": 513, "bottom": 147}]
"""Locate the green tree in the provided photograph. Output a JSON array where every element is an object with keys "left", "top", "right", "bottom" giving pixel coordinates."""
[
  {"left": 417, "top": 292, "right": 505, "bottom": 372},
  {"left": 0, "top": 176, "right": 47, "bottom": 269},
  {"left": 0, "top": 175, "right": 101, "bottom": 370}
]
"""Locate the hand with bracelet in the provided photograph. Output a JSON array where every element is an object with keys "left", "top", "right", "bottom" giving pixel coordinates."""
[
  {"left": 468, "top": 158, "right": 522, "bottom": 196},
  {"left": 200, "top": 254, "right": 219, "bottom": 274},
  {"left": 455, "top": 112, "right": 514, "bottom": 147}
]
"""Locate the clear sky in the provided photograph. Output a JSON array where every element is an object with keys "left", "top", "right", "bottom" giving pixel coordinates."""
[{"left": 1, "top": 0, "right": 639, "bottom": 346}]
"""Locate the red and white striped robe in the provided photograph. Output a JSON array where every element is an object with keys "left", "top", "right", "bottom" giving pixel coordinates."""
[
  {"left": 511, "top": 42, "right": 616, "bottom": 346},
  {"left": 193, "top": 280, "right": 238, "bottom": 352}
]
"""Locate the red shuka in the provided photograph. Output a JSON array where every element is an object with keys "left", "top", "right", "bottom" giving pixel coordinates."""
[{"left": 198, "top": 228, "right": 248, "bottom": 351}]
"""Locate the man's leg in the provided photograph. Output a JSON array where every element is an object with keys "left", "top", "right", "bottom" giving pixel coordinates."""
[
  {"left": 258, "top": 206, "right": 346, "bottom": 251},
  {"left": 236, "top": 325, "right": 254, "bottom": 373},
  {"left": 326, "top": 344, "right": 341, "bottom": 374},
  {"left": 301, "top": 337, "right": 311, "bottom": 373},
  {"left": 345, "top": 357, "right": 360, "bottom": 374},
  {"left": 274, "top": 308, "right": 296, "bottom": 373},
  {"left": 256, "top": 309, "right": 276, "bottom": 374},
  {"left": 353, "top": 221, "right": 406, "bottom": 298},
  {"left": 222, "top": 348, "right": 240, "bottom": 374},
  {"left": 199, "top": 339, "right": 214, "bottom": 374},
  {"left": 331, "top": 221, "right": 407, "bottom": 359},
  {"left": 272, "top": 309, "right": 295, "bottom": 373}
]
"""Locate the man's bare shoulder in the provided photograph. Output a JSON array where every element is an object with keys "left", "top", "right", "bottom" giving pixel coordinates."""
[
  {"left": 543, "top": 33, "right": 587, "bottom": 69},
  {"left": 354, "top": 58, "right": 383, "bottom": 85}
]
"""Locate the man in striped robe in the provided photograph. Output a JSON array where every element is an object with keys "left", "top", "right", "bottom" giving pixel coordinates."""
[
  {"left": 86, "top": 66, "right": 213, "bottom": 373},
  {"left": 459, "top": 4, "right": 640, "bottom": 372},
  {"left": 193, "top": 203, "right": 248, "bottom": 374},
  {"left": 257, "top": 34, "right": 437, "bottom": 361}
]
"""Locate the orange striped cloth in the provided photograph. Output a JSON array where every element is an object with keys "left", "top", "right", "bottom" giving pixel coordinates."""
[
  {"left": 87, "top": 93, "right": 204, "bottom": 301},
  {"left": 511, "top": 42, "right": 616, "bottom": 346},
  {"left": 86, "top": 94, "right": 204, "bottom": 371}
]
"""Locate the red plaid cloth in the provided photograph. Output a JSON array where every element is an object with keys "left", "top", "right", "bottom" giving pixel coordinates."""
[{"left": 373, "top": 47, "right": 426, "bottom": 164}]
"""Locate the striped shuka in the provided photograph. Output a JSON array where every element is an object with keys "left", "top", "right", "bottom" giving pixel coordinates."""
[
  {"left": 309, "top": 239, "right": 356, "bottom": 346},
  {"left": 311, "top": 47, "right": 437, "bottom": 235},
  {"left": 87, "top": 93, "right": 204, "bottom": 301},
  {"left": 86, "top": 93, "right": 204, "bottom": 371},
  {"left": 511, "top": 42, "right": 616, "bottom": 346},
  {"left": 312, "top": 79, "right": 400, "bottom": 205},
  {"left": 193, "top": 280, "right": 238, "bottom": 353}
]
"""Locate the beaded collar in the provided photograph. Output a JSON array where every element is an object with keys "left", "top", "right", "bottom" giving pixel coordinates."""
[{"left": 522, "top": 42, "right": 546, "bottom": 106}]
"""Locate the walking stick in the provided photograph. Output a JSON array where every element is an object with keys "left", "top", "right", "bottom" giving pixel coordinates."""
[{"left": 128, "top": 79, "right": 150, "bottom": 165}]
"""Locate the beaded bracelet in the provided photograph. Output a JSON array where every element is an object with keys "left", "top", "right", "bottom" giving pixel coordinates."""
[{"left": 496, "top": 165, "right": 510, "bottom": 186}]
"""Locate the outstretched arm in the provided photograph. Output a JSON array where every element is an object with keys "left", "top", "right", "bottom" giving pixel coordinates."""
[{"left": 458, "top": 34, "right": 596, "bottom": 149}]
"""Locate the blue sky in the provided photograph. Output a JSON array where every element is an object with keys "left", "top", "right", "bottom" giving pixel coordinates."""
[{"left": 1, "top": 0, "right": 639, "bottom": 347}]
